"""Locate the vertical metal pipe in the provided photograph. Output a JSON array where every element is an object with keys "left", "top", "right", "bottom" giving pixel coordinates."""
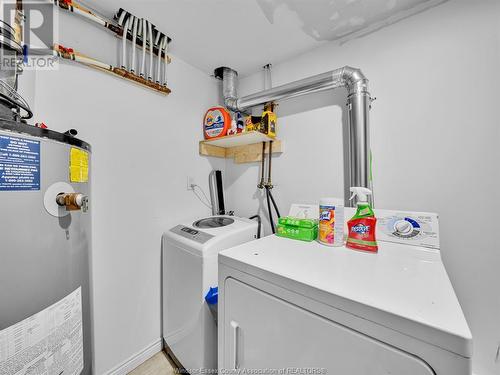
[
  {"left": 347, "top": 92, "right": 372, "bottom": 206},
  {"left": 258, "top": 142, "right": 266, "bottom": 189},
  {"left": 263, "top": 64, "right": 272, "bottom": 90},
  {"left": 214, "top": 67, "right": 238, "bottom": 110},
  {"left": 267, "top": 141, "right": 273, "bottom": 187},
  {"left": 223, "top": 68, "right": 238, "bottom": 105}
]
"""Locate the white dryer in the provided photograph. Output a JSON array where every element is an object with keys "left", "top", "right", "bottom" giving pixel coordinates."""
[
  {"left": 218, "top": 210, "right": 472, "bottom": 375},
  {"left": 162, "top": 215, "right": 258, "bottom": 372}
]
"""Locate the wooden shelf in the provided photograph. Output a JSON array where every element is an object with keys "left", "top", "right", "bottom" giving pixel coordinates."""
[
  {"left": 199, "top": 131, "right": 282, "bottom": 164},
  {"left": 202, "top": 131, "right": 273, "bottom": 147}
]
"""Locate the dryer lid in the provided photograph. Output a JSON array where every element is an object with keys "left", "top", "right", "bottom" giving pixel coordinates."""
[{"left": 219, "top": 235, "right": 473, "bottom": 358}]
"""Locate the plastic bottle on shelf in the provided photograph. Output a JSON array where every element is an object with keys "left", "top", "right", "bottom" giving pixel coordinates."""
[
  {"left": 318, "top": 198, "right": 344, "bottom": 247},
  {"left": 346, "top": 187, "right": 378, "bottom": 253}
]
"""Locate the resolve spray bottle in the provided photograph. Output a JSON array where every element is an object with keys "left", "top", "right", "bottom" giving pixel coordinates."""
[{"left": 346, "top": 187, "right": 378, "bottom": 253}]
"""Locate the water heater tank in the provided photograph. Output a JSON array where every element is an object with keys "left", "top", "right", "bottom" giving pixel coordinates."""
[{"left": 0, "top": 120, "right": 92, "bottom": 375}]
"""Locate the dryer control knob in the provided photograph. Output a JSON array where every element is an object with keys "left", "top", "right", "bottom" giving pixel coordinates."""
[{"left": 394, "top": 220, "right": 413, "bottom": 235}]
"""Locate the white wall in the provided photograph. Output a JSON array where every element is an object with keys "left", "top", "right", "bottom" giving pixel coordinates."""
[
  {"left": 20, "top": 10, "right": 222, "bottom": 375},
  {"left": 225, "top": 1, "right": 500, "bottom": 374}
]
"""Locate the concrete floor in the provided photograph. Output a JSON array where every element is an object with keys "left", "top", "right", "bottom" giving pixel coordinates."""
[{"left": 128, "top": 352, "right": 176, "bottom": 375}]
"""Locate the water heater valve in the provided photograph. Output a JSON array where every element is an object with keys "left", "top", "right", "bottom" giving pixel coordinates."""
[{"left": 56, "top": 192, "right": 89, "bottom": 213}]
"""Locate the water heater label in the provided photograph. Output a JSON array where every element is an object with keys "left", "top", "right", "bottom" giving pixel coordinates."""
[
  {"left": 0, "top": 135, "right": 40, "bottom": 191},
  {"left": 0, "top": 287, "right": 84, "bottom": 375},
  {"left": 70, "top": 147, "right": 89, "bottom": 183}
]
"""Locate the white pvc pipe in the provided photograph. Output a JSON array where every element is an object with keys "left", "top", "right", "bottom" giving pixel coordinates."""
[
  {"left": 57, "top": 50, "right": 112, "bottom": 71},
  {"left": 117, "top": 9, "right": 127, "bottom": 25},
  {"left": 77, "top": 56, "right": 112, "bottom": 71},
  {"left": 72, "top": 6, "right": 106, "bottom": 27},
  {"left": 162, "top": 38, "right": 168, "bottom": 87},
  {"left": 121, "top": 17, "right": 130, "bottom": 69},
  {"left": 148, "top": 23, "right": 154, "bottom": 81},
  {"left": 140, "top": 19, "right": 147, "bottom": 77},
  {"left": 154, "top": 29, "right": 161, "bottom": 47},
  {"left": 156, "top": 35, "right": 164, "bottom": 83},
  {"left": 130, "top": 17, "right": 138, "bottom": 73},
  {"left": 57, "top": 0, "right": 108, "bottom": 28}
]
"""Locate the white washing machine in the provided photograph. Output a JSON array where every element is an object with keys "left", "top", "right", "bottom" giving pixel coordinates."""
[
  {"left": 218, "top": 209, "right": 472, "bottom": 374},
  {"left": 162, "top": 215, "right": 258, "bottom": 372}
]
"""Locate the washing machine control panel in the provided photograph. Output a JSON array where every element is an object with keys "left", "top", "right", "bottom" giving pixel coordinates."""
[{"left": 170, "top": 225, "right": 214, "bottom": 244}]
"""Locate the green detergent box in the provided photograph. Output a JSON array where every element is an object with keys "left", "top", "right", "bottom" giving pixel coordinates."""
[{"left": 276, "top": 217, "right": 318, "bottom": 242}]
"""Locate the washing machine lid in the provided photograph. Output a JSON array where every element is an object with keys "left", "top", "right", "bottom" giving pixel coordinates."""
[
  {"left": 219, "top": 235, "right": 472, "bottom": 358},
  {"left": 163, "top": 216, "right": 257, "bottom": 257},
  {"left": 193, "top": 217, "right": 235, "bottom": 228}
]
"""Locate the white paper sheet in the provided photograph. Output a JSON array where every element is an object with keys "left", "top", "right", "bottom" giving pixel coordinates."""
[
  {"left": 0, "top": 287, "right": 84, "bottom": 375},
  {"left": 288, "top": 203, "right": 319, "bottom": 219}
]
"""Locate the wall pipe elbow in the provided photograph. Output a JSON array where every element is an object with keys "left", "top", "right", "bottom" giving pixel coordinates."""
[{"left": 339, "top": 66, "right": 369, "bottom": 96}]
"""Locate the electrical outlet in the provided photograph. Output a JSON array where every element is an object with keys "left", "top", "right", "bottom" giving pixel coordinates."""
[{"left": 187, "top": 176, "right": 195, "bottom": 190}]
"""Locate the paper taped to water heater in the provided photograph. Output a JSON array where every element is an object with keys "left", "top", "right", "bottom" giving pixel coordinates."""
[
  {"left": 0, "top": 287, "right": 84, "bottom": 375},
  {"left": 70, "top": 147, "right": 89, "bottom": 183}
]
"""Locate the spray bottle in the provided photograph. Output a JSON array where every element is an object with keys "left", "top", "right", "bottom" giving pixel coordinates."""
[{"left": 346, "top": 187, "right": 378, "bottom": 253}]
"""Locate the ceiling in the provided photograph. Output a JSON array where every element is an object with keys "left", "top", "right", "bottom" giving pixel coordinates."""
[{"left": 84, "top": 0, "right": 447, "bottom": 76}]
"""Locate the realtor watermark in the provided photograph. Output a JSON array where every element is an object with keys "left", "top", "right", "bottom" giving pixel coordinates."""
[
  {"left": 2, "top": 0, "right": 58, "bottom": 70},
  {"left": 175, "top": 368, "right": 327, "bottom": 375}
]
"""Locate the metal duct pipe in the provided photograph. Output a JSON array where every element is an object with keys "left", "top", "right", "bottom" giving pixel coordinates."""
[
  {"left": 347, "top": 89, "right": 372, "bottom": 204},
  {"left": 234, "top": 67, "right": 369, "bottom": 110},
  {"left": 215, "top": 66, "right": 372, "bottom": 207},
  {"left": 214, "top": 67, "right": 239, "bottom": 110}
]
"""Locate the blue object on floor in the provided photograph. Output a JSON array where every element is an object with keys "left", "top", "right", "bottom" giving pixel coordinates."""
[{"left": 205, "top": 287, "right": 218, "bottom": 305}]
